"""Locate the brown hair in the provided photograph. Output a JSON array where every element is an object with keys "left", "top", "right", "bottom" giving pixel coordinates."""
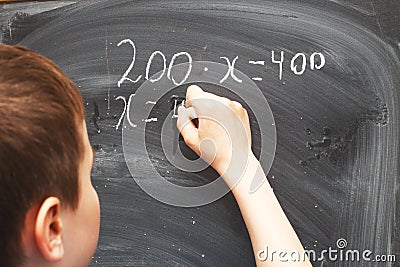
[{"left": 0, "top": 44, "right": 85, "bottom": 266}]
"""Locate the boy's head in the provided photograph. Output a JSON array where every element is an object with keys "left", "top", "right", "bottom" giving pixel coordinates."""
[{"left": 0, "top": 44, "right": 100, "bottom": 267}]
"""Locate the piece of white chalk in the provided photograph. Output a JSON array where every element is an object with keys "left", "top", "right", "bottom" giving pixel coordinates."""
[{"left": 186, "top": 107, "right": 197, "bottom": 118}]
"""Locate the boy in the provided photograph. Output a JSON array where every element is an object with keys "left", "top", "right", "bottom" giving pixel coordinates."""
[{"left": 0, "top": 44, "right": 310, "bottom": 266}]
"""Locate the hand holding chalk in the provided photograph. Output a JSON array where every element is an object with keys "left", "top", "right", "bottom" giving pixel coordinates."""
[{"left": 177, "top": 85, "right": 253, "bottom": 184}]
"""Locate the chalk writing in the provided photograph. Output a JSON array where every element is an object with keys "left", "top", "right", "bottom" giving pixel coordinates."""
[
  {"left": 117, "top": 39, "right": 142, "bottom": 87},
  {"left": 118, "top": 39, "right": 193, "bottom": 87},
  {"left": 117, "top": 39, "right": 326, "bottom": 88},
  {"left": 115, "top": 39, "right": 326, "bottom": 129},
  {"left": 220, "top": 56, "right": 242, "bottom": 83},
  {"left": 143, "top": 118, "right": 158, "bottom": 123},
  {"left": 249, "top": 60, "right": 265, "bottom": 65},
  {"left": 115, "top": 96, "right": 126, "bottom": 130},
  {"left": 167, "top": 52, "right": 192, "bottom": 86},
  {"left": 310, "top": 52, "right": 325, "bottom": 70},
  {"left": 171, "top": 99, "right": 186, "bottom": 119},
  {"left": 145, "top": 51, "right": 166, "bottom": 83},
  {"left": 115, "top": 94, "right": 137, "bottom": 129},
  {"left": 271, "top": 51, "right": 284, "bottom": 80},
  {"left": 291, "top": 53, "right": 307, "bottom": 75},
  {"left": 254, "top": 51, "right": 326, "bottom": 80},
  {"left": 290, "top": 52, "right": 326, "bottom": 75}
]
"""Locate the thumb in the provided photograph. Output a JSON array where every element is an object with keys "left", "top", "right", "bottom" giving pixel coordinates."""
[{"left": 177, "top": 106, "right": 199, "bottom": 151}]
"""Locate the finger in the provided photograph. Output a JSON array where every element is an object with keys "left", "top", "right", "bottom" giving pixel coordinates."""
[
  {"left": 177, "top": 106, "right": 199, "bottom": 150},
  {"left": 186, "top": 85, "right": 204, "bottom": 105},
  {"left": 186, "top": 106, "right": 198, "bottom": 119}
]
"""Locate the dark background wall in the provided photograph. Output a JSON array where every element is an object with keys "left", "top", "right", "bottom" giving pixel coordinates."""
[{"left": 1, "top": 1, "right": 400, "bottom": 266}]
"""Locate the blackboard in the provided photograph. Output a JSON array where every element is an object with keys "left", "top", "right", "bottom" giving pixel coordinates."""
[{"left": 1, "top": 1, "right": 400, "bottom": 266}]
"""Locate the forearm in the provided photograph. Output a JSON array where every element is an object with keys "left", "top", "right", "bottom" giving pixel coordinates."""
[
  {"left": 177, "top": 86, "right": 311, "bottom": 266},
  {"left": 226, "top": 155, "right": 312, "bottom": 267}
]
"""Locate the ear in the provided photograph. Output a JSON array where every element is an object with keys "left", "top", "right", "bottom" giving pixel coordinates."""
[{"left": 34, "top": 197, "right": 64, "bottom": 262}]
